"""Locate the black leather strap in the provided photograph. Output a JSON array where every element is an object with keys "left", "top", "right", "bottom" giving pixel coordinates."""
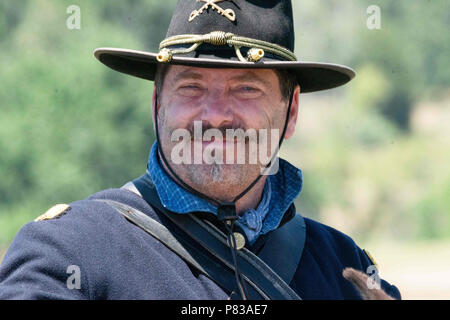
[
  {"left": 129, "top": 174, "right": 305, "bottom": 288},
  {"left": 257, "top": 212, "right": 306, "bottom": 285},
  {"left": 93, "top": 198, "right": 240, "bottom": 296},
  {"left": 129, "top": 174, "right": 303, "bottom": 300}
]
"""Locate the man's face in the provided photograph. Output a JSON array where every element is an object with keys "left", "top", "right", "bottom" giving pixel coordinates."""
[{"left": 154, "top": 65, "right": 299, "bottom": 202}]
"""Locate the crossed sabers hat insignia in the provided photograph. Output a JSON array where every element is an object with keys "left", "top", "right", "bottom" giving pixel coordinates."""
[{"left": 189, "top": 0, "right": 236, "bottom": 22}]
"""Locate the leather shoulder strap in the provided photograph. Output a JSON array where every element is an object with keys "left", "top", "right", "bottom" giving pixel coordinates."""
[
  {"left": 129, "top": 174, "right": 306, "bottom": 288},
  {"left": 257, "top": 213, "right": 306, "bottom": 286},
  {"left": 127, "top": 174, "right": 302, "bottom": 300},
  {"left": 93, "top": 198, "right": 239, "bottom": 296}
]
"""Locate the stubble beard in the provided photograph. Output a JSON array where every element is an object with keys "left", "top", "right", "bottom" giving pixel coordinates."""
[
  {"left": 182, "top": 160, "right": 261, "bottom": 202},
  {"left": 159, "top": 139, "right": 262, "bottom": 202},
  {"left": 158, "top": 128, "right": 263, "bottom": 202},
  {"left": 156, "top": 106, "right": 278, "bottom": 202}
]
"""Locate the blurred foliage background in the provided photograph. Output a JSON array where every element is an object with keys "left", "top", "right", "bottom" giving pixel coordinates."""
[{"left": 1, "top": 0, "right": 449, "bottom": 298}]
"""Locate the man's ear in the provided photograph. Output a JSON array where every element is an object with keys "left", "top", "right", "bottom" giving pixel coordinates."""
[{"left": 283, "top": 85, "right": 300, "bottom": 140}]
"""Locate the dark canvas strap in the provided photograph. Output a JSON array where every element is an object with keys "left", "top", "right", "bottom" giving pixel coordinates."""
[
  {"left": 257, "top": 211, "right": 306, "bottom": 285},
  {"left": 126, "top": 174, "right": 304, "bottom": 300},
  {"left": 128, "top": 174, "right": 306, "bottom": 287},
  {"left": 93, "top": 198, "right": 241, "bottom": 296}
]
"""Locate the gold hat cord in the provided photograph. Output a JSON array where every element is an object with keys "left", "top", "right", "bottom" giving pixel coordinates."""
[{"left": 157, "top": 31, "right": 297, "bottom": 63}]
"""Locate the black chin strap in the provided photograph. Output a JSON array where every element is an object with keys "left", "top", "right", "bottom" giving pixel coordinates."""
[{"left": 153, "top": 85, "right": 295, "bottom": 299}]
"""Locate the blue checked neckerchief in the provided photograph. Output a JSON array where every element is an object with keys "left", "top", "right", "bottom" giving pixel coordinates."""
[{"left": 146, "top": 142, "right": 303, "bottom": 245}]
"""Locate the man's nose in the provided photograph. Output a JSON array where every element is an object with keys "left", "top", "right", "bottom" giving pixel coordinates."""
[{"left": 200, "top": 92, "right": 233, "bottom": 128}]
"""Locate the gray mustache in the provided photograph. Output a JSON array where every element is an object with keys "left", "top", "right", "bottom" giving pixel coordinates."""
[{"left": 185, "top": 122, "right": 248, "bottom": 137}]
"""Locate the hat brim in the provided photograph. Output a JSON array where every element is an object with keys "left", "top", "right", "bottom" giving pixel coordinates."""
[{"left": 94, "top": 47, "right": 355, "bottom": 93}]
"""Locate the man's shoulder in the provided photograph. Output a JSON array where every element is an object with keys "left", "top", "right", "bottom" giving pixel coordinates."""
[
  {"left": 37, "top": 188, "right": 140, "bottom": 225},
  {"left": 0, "top": 187, "right": 215, "bottom": 299},
  {"left": 303, "top": 216, "right": 359, "bottom": 249},
  {"left": 2, "top": 186, "right": 162, "bottom": 271},
  {"left": 12, "top": 187, "right": 151, "bottom": 250},
  {"left": 301, "top": 216, "right": 370, "bottom": 269},
  {"left": 298, "top": 216, "right": 402, "bottom": 299}
]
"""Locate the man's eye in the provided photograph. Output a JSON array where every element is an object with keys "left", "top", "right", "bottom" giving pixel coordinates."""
[
  {"left": 177, "top": 85, "right": 204, "bottom": 96},
  {"left": 240, "top": 86, "right": 257, "bottom": 92},
  {"left": 180, "top": 85, "right": 200, "bottom": 90},
  {"left": 233, "top": 86, "right": 262, "bottom": 98}
]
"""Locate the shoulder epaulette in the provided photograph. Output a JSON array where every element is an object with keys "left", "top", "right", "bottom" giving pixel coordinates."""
[
  {"left": 35, "top": 204, "right": 71, "bottom": 222},
  {"left": 363, "top": 249, "right": 378, "bottom": 268}
]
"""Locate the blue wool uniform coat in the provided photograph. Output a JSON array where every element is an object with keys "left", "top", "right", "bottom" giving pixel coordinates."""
[{"left": 0, "top": 187, "right": 401, "bottom": 300}]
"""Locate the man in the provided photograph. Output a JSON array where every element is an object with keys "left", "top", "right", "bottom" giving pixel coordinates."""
[{"left": 0, "top": 0, "right": 400, "bottom": 299}]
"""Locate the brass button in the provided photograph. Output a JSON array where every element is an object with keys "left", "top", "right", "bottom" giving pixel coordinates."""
[
  {"left": 247, "top": 48, "right": 265, "bottom": 62},
  {"left": 228, "top": 232, "right": 246, "bottom": 250},
  {"left": 156, "top": 48, "right": 172, "bottom": 63}
]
